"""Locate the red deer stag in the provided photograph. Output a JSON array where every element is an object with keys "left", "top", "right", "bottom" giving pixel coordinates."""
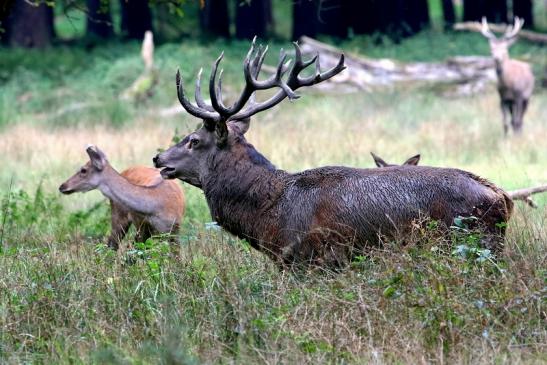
[
  {"left": 60, "top": 145, "right": 185, "bottom": 250},
  {"left": 371, "top": 152, "right": 420, "bottom": 167},
  {"left": 481, "top": 17, "right": 534, "bottom": 135},
  {"left": 153, "top": 39, "right": 512, "bottom": 267}
]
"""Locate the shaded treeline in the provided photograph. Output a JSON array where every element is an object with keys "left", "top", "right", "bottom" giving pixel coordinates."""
[{"left": 0, "top": 0, "right": 538, "bottom": 48}]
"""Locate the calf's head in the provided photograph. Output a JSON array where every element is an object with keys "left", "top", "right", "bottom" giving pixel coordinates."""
[{"left": 59, "top": 145, "right": 109, "bottom": 194}]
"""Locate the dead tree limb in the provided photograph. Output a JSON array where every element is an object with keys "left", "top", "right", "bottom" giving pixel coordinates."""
[
  {"left": 297, "top": 36, "right": 496, "bottom": 94},
  {"left": 508, "top": 185, "right": 547, "bottom": 208},
  {"left": 454, "top": 21, "right": 547, "bottom": 44}
]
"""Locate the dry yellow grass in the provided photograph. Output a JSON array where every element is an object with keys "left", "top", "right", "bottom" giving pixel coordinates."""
[{"left": 1, "top": 88, "right": 545, "bottom": 210}]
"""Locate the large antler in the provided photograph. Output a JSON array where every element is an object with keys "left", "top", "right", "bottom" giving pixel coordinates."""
[
  {"left": 503, "top": 17, "right": 524, "bottom": 40},
  {"left": 480, "top": 17, "right": 497, "bottom": 40},
  {"left": 175, "top": 37, "right": 346, "bottom": 144},
  {"left": 480, "top": 16, "right": 525, "bottom": 41},
  {"left": 232, "top": 42, "right": 345, "bottom": 121}
]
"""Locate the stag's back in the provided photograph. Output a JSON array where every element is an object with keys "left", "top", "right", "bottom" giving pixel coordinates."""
[{"left": 281, "top": 166, "right": 512, "bottom": 247}]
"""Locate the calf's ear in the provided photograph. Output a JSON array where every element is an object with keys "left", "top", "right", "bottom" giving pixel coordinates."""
[
  {"left": 403, "top": 154, "right": 421, "bottom": 166},
  {"left": 371, "top": 152, "right": 389, "bottom": 168}
]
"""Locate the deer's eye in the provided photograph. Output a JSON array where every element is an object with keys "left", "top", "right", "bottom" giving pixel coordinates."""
[
  {"left": 190, "top": 138, "right": 199, "bottom": 147},
  {"left": 80, "top": 168, "right": 87, "bottom": 174}
]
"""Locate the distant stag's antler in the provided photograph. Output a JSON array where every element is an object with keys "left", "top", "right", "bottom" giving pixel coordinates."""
[
  {"left": 481, "top": 16, "right": 525, "bottom": 40},
  {"left": 176, "top": 36, "right": 346, "bottom": 144}
]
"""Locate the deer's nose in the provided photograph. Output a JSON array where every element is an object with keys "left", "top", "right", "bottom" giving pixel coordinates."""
[
  {"left": 59, "top": 184, "right": 71, "bottom": 194},
  {"left": 153, "top": 155, "right": 161, "bottom": 168}
]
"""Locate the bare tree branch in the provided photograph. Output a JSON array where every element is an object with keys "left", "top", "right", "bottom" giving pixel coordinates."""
[{"left": 508, "top": 184, "right": 547, "bottom": 208}]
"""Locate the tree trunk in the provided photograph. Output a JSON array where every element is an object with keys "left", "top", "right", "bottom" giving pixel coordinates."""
[
  {"left": 344, "top": 0, "right": 378, "bottom": 35},
  {"left": 120, "top": 0, "right": 152, "bottom": 40},
  {"left": 485, "top": 0, "right": 507, "bottom": 23},
  {"left": 404, "top": 0, "right": 430, "bottom": 34},
  {"left": 316, "top": 0, "right": 346, "bottom": 38},
  {"left": 200, "top": 0, "right": 230, "bottom": 38},
  {"left": 464, "top": 0, "right": 508, "bottom": 22},
  {"left": 463, "top": 0, "right": 485, "bottom": 21},
  {"left": 292, "top": 0, "right": 318, "bottom": 40},
  {"left": 4, "top": 0, "right": 54, "bottom": 48},
  {"left": 86, "top": 0, "right": 113, "bottom": 38},
  {"left": 513, "top": 0, "right": 533, "bottom": 28},
  {"left": 235, "top": 0, "right": 271, "bottom": 39},
  {"left": 441, "top": 0, "right": 456, "bottom": 29},
  {"left": 0, "top": 0, "right": 15, "bottom": 23}
]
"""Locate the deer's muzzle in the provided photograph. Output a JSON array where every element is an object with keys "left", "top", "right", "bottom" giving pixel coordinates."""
[{"left": 58, "top": 183, "right": 74, "bottom": 194}]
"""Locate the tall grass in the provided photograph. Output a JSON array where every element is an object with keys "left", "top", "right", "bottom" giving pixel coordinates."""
[{"left": 0, "top": 34, "right": 546, "bottom": 363}]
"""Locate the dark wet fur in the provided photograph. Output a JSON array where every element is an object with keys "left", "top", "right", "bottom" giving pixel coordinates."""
[{"left": 200, "top": 137, "right": 513, "bottom": 268}]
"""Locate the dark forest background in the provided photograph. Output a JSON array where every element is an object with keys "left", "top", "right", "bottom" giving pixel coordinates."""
[{"left": 0, "top": 0, "right": 544, "bottom": 49}]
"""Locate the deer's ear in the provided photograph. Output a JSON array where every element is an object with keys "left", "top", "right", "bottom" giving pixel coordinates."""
[
  {"left": 86, "top": 145, "right": 107, "bottom": 171},
  {"left": 403, "top": 154, "right": 420, "bottom": 166},
  {"left": 371, "top": 152, "right": 388, "bottom": 168},
  {"left": 228, "top": 118, "right": 250, "bottom": 135}
]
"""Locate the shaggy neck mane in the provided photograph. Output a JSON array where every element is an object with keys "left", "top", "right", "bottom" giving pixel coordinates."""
[{"left": 201, "top": 138, "right": 287, "bottom": 247}]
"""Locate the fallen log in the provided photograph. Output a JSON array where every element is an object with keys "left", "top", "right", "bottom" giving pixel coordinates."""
[
  {"left": 508, "top": 185, "right": 547, "bottom": 208},
  {"left": 454, "top": 21, "right": 547, "bottom": 44},
  {"left": 297, "top": 36, "right": 496, "bottom": 94}
]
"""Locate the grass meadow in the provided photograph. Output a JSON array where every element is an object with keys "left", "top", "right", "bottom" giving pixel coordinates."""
[{"left": 0, "top": 32, "right": 546, "bottom": 363}]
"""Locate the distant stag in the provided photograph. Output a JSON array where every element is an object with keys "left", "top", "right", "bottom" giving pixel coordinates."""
[
  {"left": 60, "top": 145, "right": 184, "bottom": 249},
  {"left": 481, "top": 17, "right": 534, "bottom": 135},
  {"left": 154, "top": 39, "right": 512, "bottom": 267},
  {"left": 371, "top": 152, "right": 420, "bottom": 167}
]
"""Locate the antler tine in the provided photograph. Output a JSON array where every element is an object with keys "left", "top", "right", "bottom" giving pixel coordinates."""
[
  {"left": 293, "top": 41, "right": 317, "bottom": 69},
  {"left": 245, "top": 36, "right": 258, "bottom": 63},
  {"left": 287, "top": 42, "right": 346, "bottom": 88},
  {"left": 194, "top": 68, "right": 215, "bottom": 112},
  {"left": 215, "top": 69, "right": 228, "bottom": 114},
  {"left": 504, "top": 16, "right": 524, "bottom": 39},
  {"left": 207, "top": 39, "right": 265, "bottom": 120},
  {"left": 246, "top": 48, "right": 282, "bottom": 87},
  {"left": 480, "top": 17, "right": 497, "bottom": 40},
  {"left": 250, "top": 44, "right": 268, "bottom": 79},
  {"left": 244, "top": 48, "right": 297, "bottom": 100},
  {"left": 209, "top": 52, "right": 231, "bottom": 117},
  {"left": 315, "top": 53, "right": 321, "bottom": 75},
  {"left": 176, "top": 69, "right": 220, "bottom": 121}
]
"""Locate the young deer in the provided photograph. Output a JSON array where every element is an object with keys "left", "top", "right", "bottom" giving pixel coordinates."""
[
  {"left": 154, "top": 39, "right": 512, "bottom": 268},
  {"left": 60, "top": 145, "right": 185, "bottom": 249},
  {"left": 481, "top": 17, "right": 534, "bottom": 135},
  {"left": 371, "top": 152, "right": 420, "bottom": 167}
]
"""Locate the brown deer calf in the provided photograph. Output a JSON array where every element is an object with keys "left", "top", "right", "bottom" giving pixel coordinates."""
[
  {"left": 154, "top": 39, "right": 512, "bottom": 268},
  {"left": 371, "top": 152, "right": 420, "bottom": 167},
  {"left": 60, "top": 145, "right": 185, "bottom": 249},
  {"left": 481, "top": 17, "right": 534, "bottom": 135}
]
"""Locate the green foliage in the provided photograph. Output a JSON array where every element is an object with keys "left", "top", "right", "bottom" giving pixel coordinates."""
[{"left": 0, "top": 188, "right": 545, "bottom": 363}]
